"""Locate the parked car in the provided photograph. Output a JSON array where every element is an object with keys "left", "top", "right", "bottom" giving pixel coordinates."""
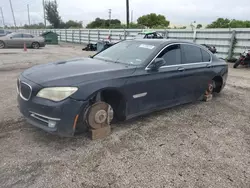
[
  {"left": 135, "top": 31, "right": 164, "bottom": 39},
  {"left": 0, "top": 29, "right": 9, "bottom": 37},
  {"left": 17, "top": 39, "right": 228, "bottom": 137},
  {"left": 0, "top": 32, "right": 45, "bottom": 49}
]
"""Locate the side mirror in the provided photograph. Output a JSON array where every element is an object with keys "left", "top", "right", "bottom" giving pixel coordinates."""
[
  {"left": 149, "top": 58, "right": 165, "bottom": 71},
  {"left": 10, "top": 37, "right": 12, "bottom": 39}
]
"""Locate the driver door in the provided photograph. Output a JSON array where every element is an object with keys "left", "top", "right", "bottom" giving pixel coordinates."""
[
  {"left": 6, "top": 33, "right": 23, "bottom": 48},
  {"left": 125, "top": 44, "right": 184, "bottom": 116}
]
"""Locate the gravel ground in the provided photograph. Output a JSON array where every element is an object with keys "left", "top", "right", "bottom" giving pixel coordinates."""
[{"left": 0, "top": 45, "right": 249, "bottom": 188}]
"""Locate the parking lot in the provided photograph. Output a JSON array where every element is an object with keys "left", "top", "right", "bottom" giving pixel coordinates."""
[{"left": 0, "top": 44, "right": 249, "bottom": 188}]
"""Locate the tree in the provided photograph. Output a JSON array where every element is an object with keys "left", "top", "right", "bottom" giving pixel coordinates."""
[
  {"left": 137, "top": 13, "right": 170, "bottom": 28},
  {"left": 86, "top": 18, "right": 122, "bottom": 28},
  {"left": 230, "top": 19, "right": 250, "bottom": 28},
  {"left": 129, "top": 22, "right": 145, "bottom": 29},
  {"left": 45, "top": 0, "right": 61, "bottom": 28},
  {"left": 206, "top": 18, "right": 230, "bottom": 28},
  {"left": 61, "top": 20, "right": 83, "bottom": 28},
  {"left": 23, "top": 23, "right": 45, "bottom": 29},
  {"left": 197, "top": 24, "right": 202, "bottom": 29},
  {"left": 206, "top": 18, "right": 250, "bottom": 28}
]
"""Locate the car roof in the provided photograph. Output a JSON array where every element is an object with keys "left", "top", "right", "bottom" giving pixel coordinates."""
[
  {"left": 8, "top": 32, "right": 35, "bottom": 36},
  {"left": 138, "top": 31, "right": 156, "bottom": 34},
  {"left": 132, "top": 39, "right": 197, "bottom": 46}
]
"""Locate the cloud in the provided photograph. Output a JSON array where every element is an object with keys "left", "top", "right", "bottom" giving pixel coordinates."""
[{"left": 0, "top": 0, "right": 249, "bottom": 26}]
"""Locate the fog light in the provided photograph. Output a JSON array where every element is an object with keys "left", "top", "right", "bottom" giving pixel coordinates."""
[{"left": 48, "top": 120, "right": 56, "bottom": 128}]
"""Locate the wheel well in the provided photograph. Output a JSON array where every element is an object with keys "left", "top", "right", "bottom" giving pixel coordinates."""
[
  {"left": 0, "top": 40, "right": 5, "bottom": 45},
  {"left": 100, "top": 89, "right": 126, "bottom": 121},
  {"left": 212, "top": 76, "right": 223, "bottom": 93},
  {"left": 31, "top": 41, "right": 40, "bottom": 46}
]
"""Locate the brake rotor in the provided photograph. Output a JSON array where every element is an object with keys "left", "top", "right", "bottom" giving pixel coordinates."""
[
  {"left": 205, "top": 81, "right": 214, "bottom": 95},
  {"left": 85, "top": 102, "right": 113, "bottom": 130}
]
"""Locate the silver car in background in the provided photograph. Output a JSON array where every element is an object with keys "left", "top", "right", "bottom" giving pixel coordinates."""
[{"left": 0, "top": 32, "right": 45, "bottom": 49}]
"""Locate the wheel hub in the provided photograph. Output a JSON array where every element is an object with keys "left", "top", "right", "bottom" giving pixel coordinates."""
[
  {"left": 85, "top": 102, "right": 113, "bottom": 129},
  {"left": 208, "top": 83, "right": 213, "bottom": 92},
  {"left": 94, "top": 110, "right": 107, "bottom": 124},
  {"left": 0, "top": 42, "right": 4, "bottom": 48}
]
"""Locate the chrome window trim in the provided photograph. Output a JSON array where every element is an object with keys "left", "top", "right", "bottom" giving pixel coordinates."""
[
  {"left": 159, "top": 61, "right": 210, "bottom": 69},
  {"left": 20, "top": 81, "right": 32, "bottom": 101},
  {"left": 145, "top": 42, "right": 212, "bottom": 71},
  {"left": 29, "top": 111, "right": 61, "bottom": 121}
]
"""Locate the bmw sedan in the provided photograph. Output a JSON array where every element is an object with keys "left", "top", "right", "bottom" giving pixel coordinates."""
[
  {"left": 0, "top": 32, "right": 45, "bottom": 49},
  {"left": 17, "top": 39, "right": 228, "bottom": 137}
]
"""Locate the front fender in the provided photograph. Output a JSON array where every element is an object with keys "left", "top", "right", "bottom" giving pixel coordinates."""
[{"left": 71, "top": 78, "right": 127, "bottom": 101}]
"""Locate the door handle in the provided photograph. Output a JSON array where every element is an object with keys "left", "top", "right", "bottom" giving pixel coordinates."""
[
  {"left": 206, "top": 64, "right": 212, "bottom": 68},
  {"left": 177, "top": 67, "right": 185, "bottom": 71}
]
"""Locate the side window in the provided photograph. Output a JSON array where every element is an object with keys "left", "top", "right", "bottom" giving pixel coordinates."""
[
  {"left": 201, "top": 49, "right": 211, "bottom": 62},
  {"left": 12, "top": 34, "right": 23, "bottom": 38},
  {"left": 181, "top": 44, "right": 202, "bottom": 64},
  {"left": 157, "top": 44, "right": 181, "bottom": 66},
  {"left": 23, "top": 34, "right": 33, "bottom": 38}
]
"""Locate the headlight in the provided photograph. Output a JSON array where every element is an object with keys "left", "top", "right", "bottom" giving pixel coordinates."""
[{"left": 37, "top": 87, "right": 78, "bottom": 102}]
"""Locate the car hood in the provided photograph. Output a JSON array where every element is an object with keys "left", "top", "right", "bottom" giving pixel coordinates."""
[{"left": 21, "top": 57, "right": 136, "bottom": 87}]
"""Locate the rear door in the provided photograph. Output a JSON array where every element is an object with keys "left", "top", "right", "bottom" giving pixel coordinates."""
[
  {"left": 22, "top": 34, "right": 34, "bottom": 47},
  {"left": 177, "top": 43, "right": 214, "bottom": 102}
]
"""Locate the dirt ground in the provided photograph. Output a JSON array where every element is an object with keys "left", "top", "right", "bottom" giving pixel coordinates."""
[{"left": 0, "top": 44, "right": 249, "bottom": 188}]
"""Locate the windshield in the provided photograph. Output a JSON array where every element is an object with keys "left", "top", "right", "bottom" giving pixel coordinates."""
[{"left": 93, "top": 40, "right": 156, "bottom": 66}]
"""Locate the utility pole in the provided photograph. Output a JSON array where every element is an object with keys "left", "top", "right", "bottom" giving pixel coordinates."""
[
  {"left": 0, "top": 7, "right": 5, "bottom": 29},
  {"left": 126, "top": 0, "right": 130, "bottom": 28},
  {"left": 108, "top": 9, "right": 112, "bottom": 27},
  {"left": 43, "top": 0, "right": 46, "bottom": 27},
  {"left": 27, "top": 4, "right": 31, "bottom": 26},
  {"left": 9, "top": 0, "right": 17, "bottom": 30},
  {"left": 131, "top": 10, "right": 133, "bottom": 23}
]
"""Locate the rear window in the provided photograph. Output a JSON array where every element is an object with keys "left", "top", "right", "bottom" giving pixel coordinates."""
[
  {"left": 23, "top": 34, "right": 33, "bottom": 38},
  {"left": 201, "top": 49, "right": 211, "bottom": 62},
  {"left": 0, "top": 30, "right": 4, "bottom": 34},
  {"left": 181, "top": 44, "right": 202, "bottom": 64}
]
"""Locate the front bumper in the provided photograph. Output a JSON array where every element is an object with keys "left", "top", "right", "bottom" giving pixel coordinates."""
[
  {"left": 17, "top": 77, "right": 88, "bottom": 136},
  {"left": 18, "top": 95, "right": 87, "bottom": 136}
]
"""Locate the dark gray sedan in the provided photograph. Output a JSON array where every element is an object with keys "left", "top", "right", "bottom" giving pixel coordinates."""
[
  {"left": 17, "top": 39, "right": 228, "bottom": 137},
  {"left": 0, "top": 32, "right": 45, "bottom": 49}
]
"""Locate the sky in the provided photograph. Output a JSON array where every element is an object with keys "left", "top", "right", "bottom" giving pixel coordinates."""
[{"left": 0, "top": 0, "right": 249, "bottom": 27}]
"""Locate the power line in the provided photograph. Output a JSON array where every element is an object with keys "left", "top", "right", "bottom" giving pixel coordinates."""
[
  {"left": 131, "top": 10, "right": 133, "bottom": 23},
  {"left": 9, "top": 0, "right": 17, "bottom": 29},
  {"left": 27, "top": 4, "right": 30, "bottom": 25},
  {"left": 42, "top": 0, "right": 46, "bottom": 27},
  {"left": 0, "top": 7, "right": 5, "bottom": 28}
]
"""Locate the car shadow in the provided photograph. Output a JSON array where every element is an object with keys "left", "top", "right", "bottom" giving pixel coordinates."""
[{"left": 27, "top": 94, "right": 222, "bottom": 148}]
